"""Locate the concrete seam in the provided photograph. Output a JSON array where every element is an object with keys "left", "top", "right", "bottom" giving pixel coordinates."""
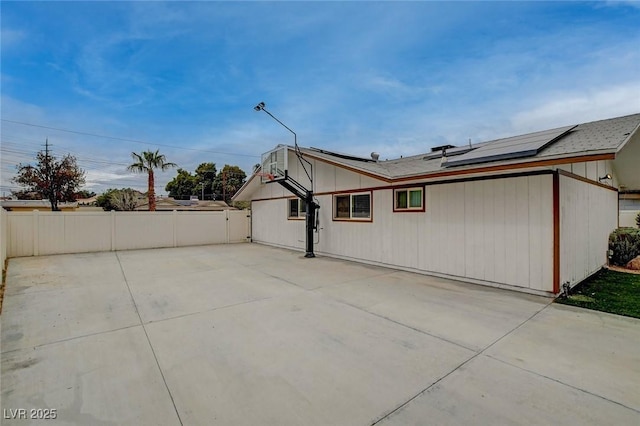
[
  {"left": 370, "top": 354, "right": 480, "bottom": 425},
  {"left": 143, "top": 295, "right": 277, "bottom": 325},
  {"left": 0, "top": 324, "right": 142, "bottom": 355},
  {"left": 484, "top": 354, "right": 640, "bottom": 415},
  {"left": 115, "top": 251, "right": 184, "bottom": 426},
  {"left": 370, "top": 299, "right": 554, "bottom": 425},
  {"left": 328, "top": 297, "right": 478, "bottom": 353}
]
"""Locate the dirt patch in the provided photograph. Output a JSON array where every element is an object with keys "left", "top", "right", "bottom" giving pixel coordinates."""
[{"left": 605, "top": 265, "right": 640, "bottom": 275}]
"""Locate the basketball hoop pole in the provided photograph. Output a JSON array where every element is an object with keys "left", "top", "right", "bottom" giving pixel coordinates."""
[{"left": 254, "top": 101, "right": 318, "bottom": 258}]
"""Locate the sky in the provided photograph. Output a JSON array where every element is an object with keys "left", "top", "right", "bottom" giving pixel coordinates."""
[{"left": 2, "top": 1, "right": 639, "bottom": 196}]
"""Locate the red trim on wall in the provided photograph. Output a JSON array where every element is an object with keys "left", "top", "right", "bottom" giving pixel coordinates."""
[
  {"left": 390, "top": 153, "right": 615, "bottom": 183},
  {"left": 553, "top": 172, "right": 560, "bottom": 294},
  {"left": 556, "top": 169, "right": 618, "bottom": 192},
  {"left": 301, "top": 152, "right": 393, "bottom": 183},
  {"left": 302, "top": 151, "right": 615, "bottom": 185}
]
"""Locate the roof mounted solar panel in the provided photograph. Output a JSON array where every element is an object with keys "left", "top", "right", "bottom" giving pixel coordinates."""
[
  {"left": 443, "top": 125, "right": 577, "bottom": 168},
  {"left": 308, "top": 147, "right": 377, "bottom": 163},
  {"left": 423, "top": 145, "right": 475, "bottom": 160}
]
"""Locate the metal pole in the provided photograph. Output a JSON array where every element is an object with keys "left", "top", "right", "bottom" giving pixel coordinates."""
[
  {"left": 255, "top": 102, "right": 317, "bottom": 258},
  {"left": 305, "top": 192, "right": 316, "bottom": 258}
]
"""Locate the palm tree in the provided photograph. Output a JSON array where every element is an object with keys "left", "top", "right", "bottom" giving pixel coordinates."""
[{"left": 127, "top": 150, "right": 176, "bottom": 211}]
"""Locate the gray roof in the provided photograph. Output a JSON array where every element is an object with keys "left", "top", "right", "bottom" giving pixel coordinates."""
[
  {"left": 1, "top": 200, "right": 78, "bottom": 209},
  {"left": 298, "top": 113, "right": 640, "bottom": 180}
]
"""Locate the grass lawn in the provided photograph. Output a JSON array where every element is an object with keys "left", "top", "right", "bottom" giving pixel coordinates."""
[{"left": 557, "top": 268, "right": 640, "bottom": 319}]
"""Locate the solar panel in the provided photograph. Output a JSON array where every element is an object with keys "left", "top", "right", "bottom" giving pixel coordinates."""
[
  {"left": 443, "top": 124, "right": 577, "bottom": 167},
  {"left": 423, "top": 145, "right": 475, "bottom": 160}
]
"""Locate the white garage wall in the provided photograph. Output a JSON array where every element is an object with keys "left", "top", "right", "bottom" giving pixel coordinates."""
[
  {"left": 559, "top": 175, "right": 618, "bottom": 287},
  {"left": 253, "top": 173, "right": 555, "bottom": 294}
]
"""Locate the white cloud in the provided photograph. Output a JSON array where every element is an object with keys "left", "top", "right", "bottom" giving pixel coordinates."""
[
  {"left": 0, "top": 28, "right": 26, "bottom": 48},
  {"left": 511, "top": 82, "right": 640, "bottom": 131}
]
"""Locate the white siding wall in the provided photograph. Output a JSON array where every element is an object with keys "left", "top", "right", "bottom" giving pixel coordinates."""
[
  {"left": 558, "top": 160, "right": 619, "bottom": 188},
  {"left": 620, "top": 210, "right": 640, "bottom": 228},
  {"left": 253, "top": 174, "right": 555, "bottom": 293},
  {"left": 6, "top": 210, "right": 251, "bottom": 258},
  {"left": 252, "top": 200, "right": 305, "bottom": 250},
  {"left": 559, "top": 175, "right": 618, "bottom": 287}
]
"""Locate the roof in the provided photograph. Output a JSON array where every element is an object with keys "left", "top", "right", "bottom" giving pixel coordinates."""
[
  {"left": 234, "top": 113, "right": 640, "bottom": 200},
  {"left": 1, "top": 200, "right": 79, "bottom": 210},
  {"left": 298, "top": 113, "right": 640, "bottom": 181},
  {"left": 135, "top": 198, "right": 235, "bottom": 211}
]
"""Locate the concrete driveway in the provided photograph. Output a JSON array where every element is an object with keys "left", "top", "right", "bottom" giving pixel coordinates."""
[{"left": 2, "top": 244, "right": 639, "bottom": 425}]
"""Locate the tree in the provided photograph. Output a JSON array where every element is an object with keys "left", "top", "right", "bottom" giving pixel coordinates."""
[
  {"left": 110, "top": 188, "right": 141, "bottom": 211},
  {"left": 165, "top": 162, "right": 218, "bottom": 200},
  {"left": 96, "top": 188, "right": 144, "bottom": 211},
  {"left": 165, "top": 168, "right": 198, "bottom": 199},
  {"left": 127, "top": 150, "right": 176, "bottom": 211},
  {"left": 11, "top": 190, "right": 42, "bottom": 200},
  {"left": 96, "top": 189, "right": 118, "bottom": 211},
  {"left": 213, "top": 165, "right": 246, "bottom": 204},
  {"left": 194, "top": 162, "right": 217, "bottom": 200},
  {"left": 12, "top": 141, "right": 86, "bottom": 211},
  {"left": 75, "top": 190, "right": 96, "bottom": 200}
]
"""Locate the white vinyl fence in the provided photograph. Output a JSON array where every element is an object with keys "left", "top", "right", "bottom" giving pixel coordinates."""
[
  {"left": 5, "top": 210, "right": 251, "bottom": 258},
  {"left": 1, "top": 207, "right": 7, "bottom": 272}
]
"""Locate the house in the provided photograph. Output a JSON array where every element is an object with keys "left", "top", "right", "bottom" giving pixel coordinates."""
[
  {"left": 77, "top": 195, "right": 98, "bottom": 206},
  {"left": 619, "top": 191, "right": 640, "bottom": 228},
  {"left": 134, "top": 197, "right": 236, "bottom": 211},
  {"left": 234, "top": 113, "right": 640, "bottom": 296},
  {"left": 1, "top": 200, "right": 79, "bottom": 212}
]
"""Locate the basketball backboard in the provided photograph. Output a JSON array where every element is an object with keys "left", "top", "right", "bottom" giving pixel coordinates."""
[{"left": 260, "top": 145, "right": 288, "bottom": 183}]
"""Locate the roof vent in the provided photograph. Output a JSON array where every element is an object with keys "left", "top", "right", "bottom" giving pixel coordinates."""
[
  {"left": 371, "top": 152, "right": 380, "bottom": 161},
  {"left": 431, "top": 144, "right": 456, "bottom": 153}
]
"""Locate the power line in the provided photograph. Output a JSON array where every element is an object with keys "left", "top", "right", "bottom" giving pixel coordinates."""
[{"left": 1, "top": 119, "right": 260, "bottom": 158}]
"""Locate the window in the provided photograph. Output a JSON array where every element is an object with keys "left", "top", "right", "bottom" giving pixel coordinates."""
[
  {"left": 394, "top": 187, "right": 424, "bottom": 212},
  {"left": 333, "top": 192, "right": 372, "bottom": 221},
  {"left": 288, "top": 198, "right": 306, "bottom": 219}
]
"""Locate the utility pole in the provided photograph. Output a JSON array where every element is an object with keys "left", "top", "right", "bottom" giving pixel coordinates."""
[{"left": 222, "top": 171, "right": 227, "bottom": 203}]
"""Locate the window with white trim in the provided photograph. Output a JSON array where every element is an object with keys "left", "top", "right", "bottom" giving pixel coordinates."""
[
  {"left": 288, "top": 198, "right": 306, "bottom": 219},
  {"left": 394, "top": 187, "right": 424, "bottom": 212},
  {"left": 333, "top": 192, "right": 372, "bottom": 221}
]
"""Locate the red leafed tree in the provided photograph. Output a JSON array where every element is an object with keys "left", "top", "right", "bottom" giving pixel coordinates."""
[{"left": 12, "top": 142, "right": 86, "bottom": 211}]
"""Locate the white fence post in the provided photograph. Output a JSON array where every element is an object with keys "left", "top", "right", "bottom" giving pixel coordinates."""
[
  {"left": 173, "top": 210, "right": 178, "bottom": 247},
  {"left": 33, "top": 210, "right": 39, "bottom": 256},
  {"left": 225, "top": 210, "right": 230, "bottom": 244},
  {"left": 110, "top": 210, "right": 116, "bottom": 251}
]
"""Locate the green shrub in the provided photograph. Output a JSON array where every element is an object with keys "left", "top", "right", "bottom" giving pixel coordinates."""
[{"left": 609, "top": 228, "right": 640, "bottom": 266}]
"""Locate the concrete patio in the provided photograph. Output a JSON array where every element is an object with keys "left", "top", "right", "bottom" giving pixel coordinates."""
[{"left": 1, "top": 243, "right": 639, "bottom": 425}]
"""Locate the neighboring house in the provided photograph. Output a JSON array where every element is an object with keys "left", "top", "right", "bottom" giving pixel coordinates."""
[
  {"left": 134, "top": 197, "right": 236, "bottom": 211},
  {"left": 619, "top": 191, "right": 640, "bottom": 228},
  {"left": 234, "top": 113, "right": 640, "bottom": 296},
  {"left": 77, "top": 196, "right": 98, "bottom": 206},
  {"left": 1, "top": 200, "right": 78, "bottom": 212}
]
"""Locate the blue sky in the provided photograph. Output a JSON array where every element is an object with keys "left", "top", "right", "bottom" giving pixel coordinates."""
[{"left": 2, "top": 1, "right": 639, "bottom": 195}]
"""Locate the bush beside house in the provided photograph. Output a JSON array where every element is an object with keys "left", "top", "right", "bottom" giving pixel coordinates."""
[{"left": 609, "top": 228, "right": 640, "bottom": 266}]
